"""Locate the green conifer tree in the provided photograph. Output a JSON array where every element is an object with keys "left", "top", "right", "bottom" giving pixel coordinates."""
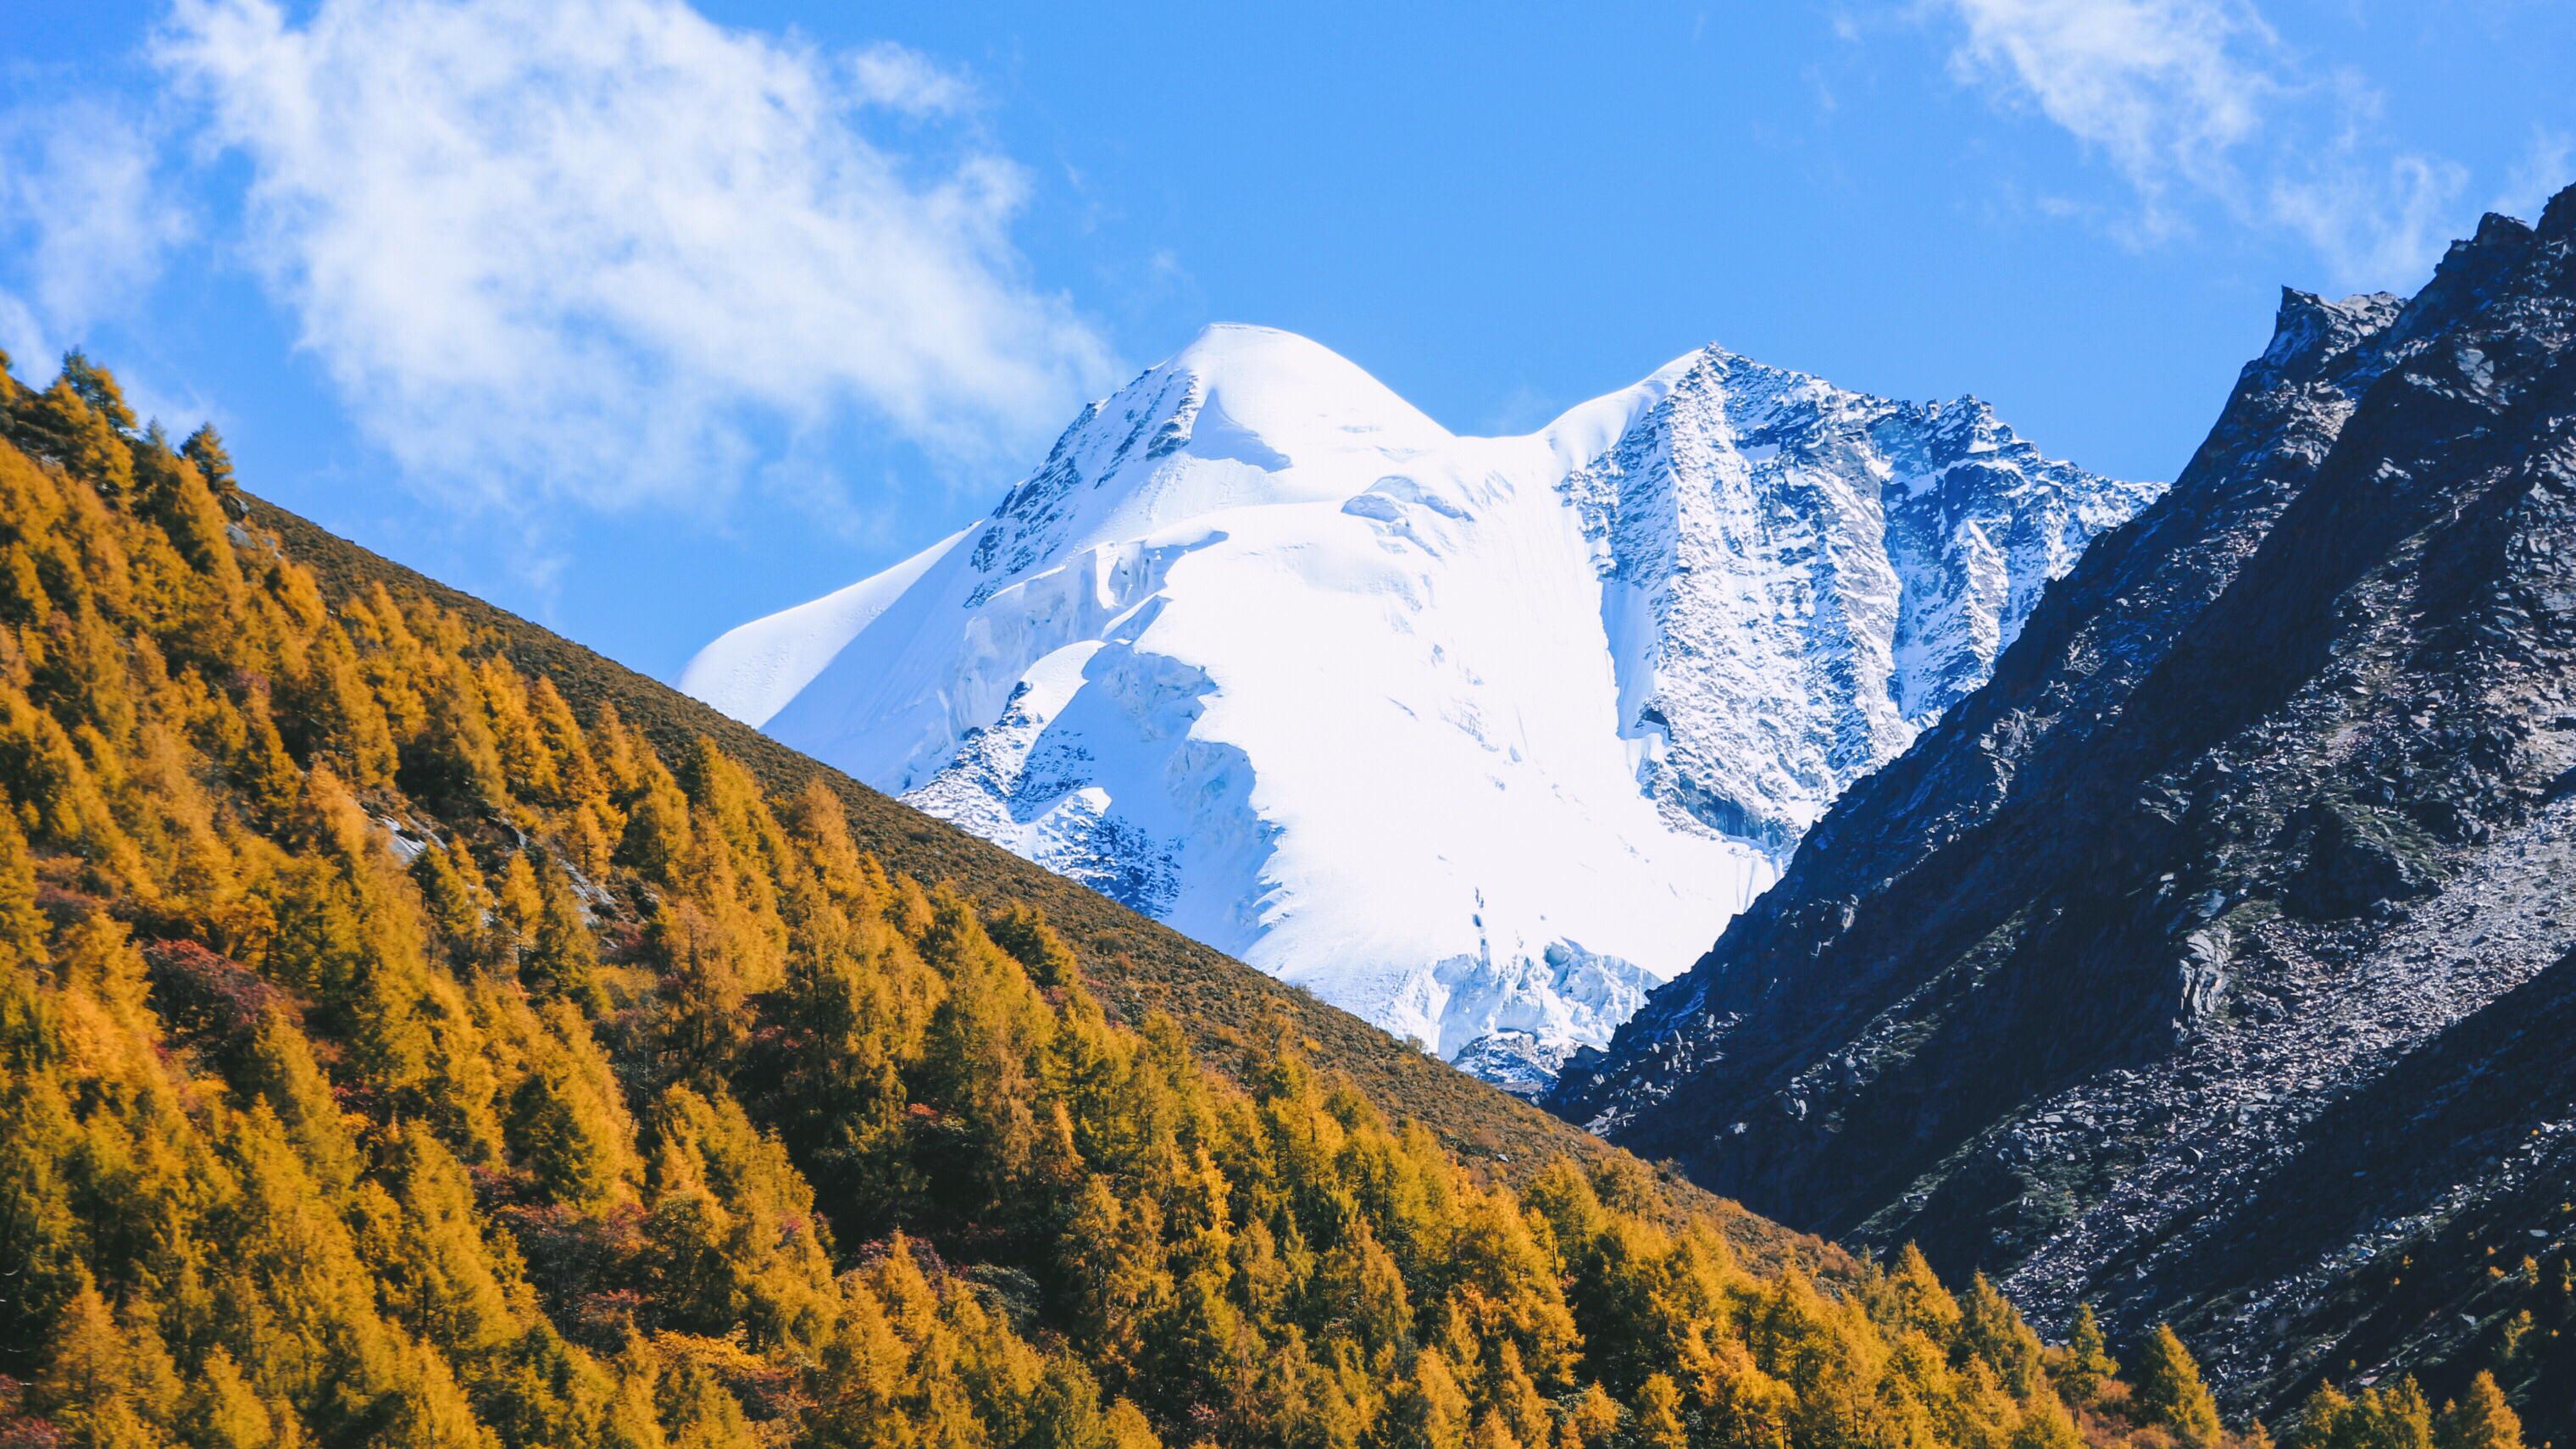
[
  {"left": 2057, "top": 1302, "right": 2119, "bottom": 1405},
  {"left": 58, "top": 352, "right": 136, "bottom": 435},
  {"left": 181, "top": 422, "right": 237, "bottom": 498},
  {"left": 1959, "top": 1271, "right": 2046, "bottom": 1395},
  {"left": 2132, "top": 1324, "right": 2223, "bottom": 1446}
]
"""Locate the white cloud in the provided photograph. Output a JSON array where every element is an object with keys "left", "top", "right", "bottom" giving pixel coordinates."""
[
  {"left": 1946, "top": 0, "right": 2274, "bottom": 225},
  {"left": 847, "top": 42, "right": 976, "bottom": 118},
  {"left": 153, "top": 0, "right": 1119, "bottom": 513},
  {"left": 0, "top": 99, "right": 190, "bottom": 373},
  {"left": 2271, "top": 153, "right": 2467, "bottom": 292},
  {"left": 1936, "top": 0, "right": 2474, "bottom": 289}
]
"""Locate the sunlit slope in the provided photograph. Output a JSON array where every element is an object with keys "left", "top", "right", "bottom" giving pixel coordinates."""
[{"left": 250, "top": 488, "right": 1773, "bottom": 1223}]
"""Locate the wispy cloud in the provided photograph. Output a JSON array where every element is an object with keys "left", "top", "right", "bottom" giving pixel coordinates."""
[
  {"left": 1946, "top": 0, "right": 2273, "bottom": 224},
  {"left": 0, "top": 98, "right": 190, "bottom": 372},
  {"left": 2271, "top": 152, "right": 2468, "bottom": 291},
  {"left": 152, "top": 0, "right": 1119, "bottom": 514},
  {"left": 1935, "top": 0, "right": 2474, "bottom": 290},
  {"left": 2496, "top": 126, "right": 2574, "bottom": 222},
  {"left": 846, "top": 41, "right": 978, "bottom": 118}
]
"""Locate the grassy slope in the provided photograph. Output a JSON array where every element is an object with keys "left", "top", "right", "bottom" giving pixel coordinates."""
[{"left": 248, "top": 491, "right": 1826, "bottom": 1272}]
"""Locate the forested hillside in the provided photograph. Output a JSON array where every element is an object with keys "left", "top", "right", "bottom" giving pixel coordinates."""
[
  {"left": 0, "top": 348, "right": 2481, "bottom": 1449},
  {"left": 247, "top": 456, "right": 1676, "bottom": 1203}
]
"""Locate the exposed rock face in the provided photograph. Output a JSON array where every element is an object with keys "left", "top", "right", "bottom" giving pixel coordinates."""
[
  {"left": 1450, "top": 1029, "right": 1574, "bottom": 1101},
  {"left": 1551, "top": 192, "right": 2576, "bottom": 1425},
  {"left": 1566, "top": 349, "right": 2161, "bottom": 854}
]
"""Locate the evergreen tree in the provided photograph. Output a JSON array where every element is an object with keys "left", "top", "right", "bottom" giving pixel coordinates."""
[
  {"left": 58, "top": 351, "right": 136, "bottom": 435},
  {"left": 181, "top": 1346, "right": 280, "bottom": 1449},
  {"left": 1394, "top": 1351, "right": 1472, "bottom": 1449},
  {"left": 2056, "top": 1302, "right": 2119, "bottom": 1405},
  {"left": 2296, "top": 1382, "right": 2358, "bottom": 1449},
  {"left": 2366, "top": 1380, "right": 2438, "bottom": 1449},
  {"left": 1959, "top": 1271, "right": 2046, "bottom": 1396},
  {"left": 181, "top": 422, "right": 237, "bottom": 497},
  {"left": 1632, "top": 1373, "right": 1687, "bottom": 1449},
  {"left": 2132, "top": 1324, "right": 2223, "bottom": 1446},
  {"left": 0, "top": 802, "right": 46, "bottom": 964},
  {"left": 1879, "top": 1243, "right": 1966, "bottom": 1346},
  {"left": 2012, "top": 1391, "right": 2086, "bottom": 1449},
  {"left": 2436, "top": 1374, "right": 2523, "bottom": 1449},
  {"left": 24, "top": 374, "right": 136, "bottom": 499},
  {"left": 524, "top": 853, "right": 605, "bottom": 1012}
]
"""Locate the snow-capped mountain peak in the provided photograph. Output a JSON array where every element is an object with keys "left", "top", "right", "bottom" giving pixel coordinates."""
[
  {"left": 964, "top": 324, "right": 1452, "bottom": 588},
  {"left": 1160, "top": 322, "right": 1452, "bottom": 459},
  {"left": 683, "top": 328, "right": 2157, "bottom": 1079}
]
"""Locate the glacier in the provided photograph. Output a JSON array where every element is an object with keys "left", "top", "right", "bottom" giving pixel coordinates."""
[{"left": 682, "top": 325, "right": 2157, "bottom": 1078}]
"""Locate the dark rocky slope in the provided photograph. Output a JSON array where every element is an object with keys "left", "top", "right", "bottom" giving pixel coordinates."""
[{"left": 1552, "top": 191, "right": 2576, "bottom": 1426}]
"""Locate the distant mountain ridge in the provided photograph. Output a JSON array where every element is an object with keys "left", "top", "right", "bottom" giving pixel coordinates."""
[
  {"left": 686, "top": 325, "right": 2156, "bottom": 1080},
  {"left": 1551, "top": 191, "right": 2576, "bottom": 1428}
]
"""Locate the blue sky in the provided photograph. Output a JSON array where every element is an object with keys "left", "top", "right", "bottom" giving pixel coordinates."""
[{"left": 5, "top": 0, "right": 2571, "bottom": 680}]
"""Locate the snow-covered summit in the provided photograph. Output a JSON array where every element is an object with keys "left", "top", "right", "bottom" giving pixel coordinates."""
[
  {"left": 683, "top": 325, "right": 2157, "bottom": 1080},
  {"left": 1159, "top": 321, "right": 1450, "bottom": 456}
]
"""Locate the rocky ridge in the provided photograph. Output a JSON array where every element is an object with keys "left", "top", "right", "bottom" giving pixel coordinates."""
[
  {"left": 1551, "top": 193, "right": 2576, "bottom": 1425},
  {"left": 1568, "top": 347, "right": 2161, "bottom": 852}
]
